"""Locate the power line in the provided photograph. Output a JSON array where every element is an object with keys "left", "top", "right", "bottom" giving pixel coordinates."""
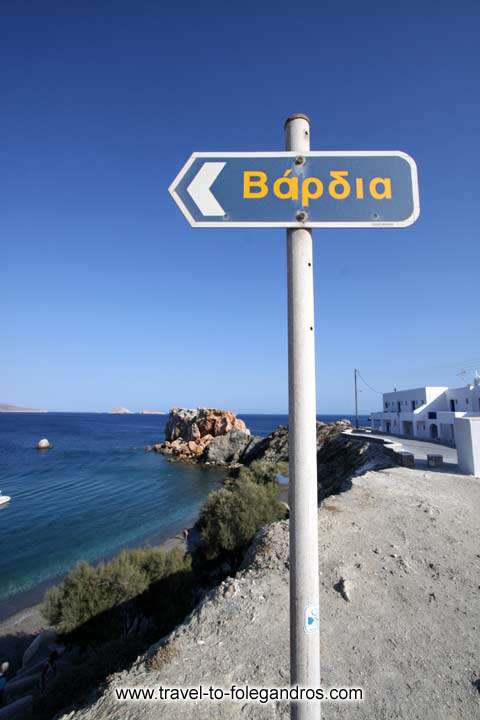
[
  {"left": 356, "top": 360, "right": 480, "bottom": 397},
  {"left": 364, "top": 358, "right": 480, "bottom": 377},
  {"left": 425, "top": 357, "right": 480, "bottom": 372},
  {"left": 356, "top": 370, "right": 383, "bottom": 395}
]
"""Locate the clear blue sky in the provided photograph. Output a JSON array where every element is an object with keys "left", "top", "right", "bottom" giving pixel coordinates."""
[{"left": 2, "top": 1, "right": 479, "bottom": 414}]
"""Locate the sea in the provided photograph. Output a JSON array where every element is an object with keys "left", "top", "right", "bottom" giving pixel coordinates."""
[{"left": 0, "top": 412, "right": 367, "bottom": 619}]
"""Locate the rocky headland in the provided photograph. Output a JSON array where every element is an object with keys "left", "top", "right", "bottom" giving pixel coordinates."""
[
  {"left": 151, "top": 407, "right": 355, "bottom": 471},
  {"left": 150, "top": 407, "right": 402, "bottom": 508}
]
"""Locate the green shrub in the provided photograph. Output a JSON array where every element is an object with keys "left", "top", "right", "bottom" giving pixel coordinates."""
[
  {"left": 197, "top": 477, "right": 286, "bottom": 565},
  {"left": 37, "top": 547, "right": 195, "bottom": 717},
  {"left": 118, "top": 545, "right": 188, "bottom": 585},
  {"left": 236, "top": 459, "right": 286, "bottom": 486},
  {"left": 42, "top": 546, "right": 192, "bottom": 641},
  {"left": 137, "top": 548, "right": 193, "bottom": 633}
]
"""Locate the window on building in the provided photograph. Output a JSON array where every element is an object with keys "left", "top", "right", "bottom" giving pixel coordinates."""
[{"left": 466, "top": 398, "right": 469, "bottom": 404}]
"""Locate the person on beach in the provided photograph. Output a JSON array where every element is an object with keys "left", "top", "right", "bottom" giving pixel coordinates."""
[
  {"left": 0, "top": 662, "right": 9, "bottom": 707},
  {"left": 40, "top": 651, "right": 59, "bottom": 692}
]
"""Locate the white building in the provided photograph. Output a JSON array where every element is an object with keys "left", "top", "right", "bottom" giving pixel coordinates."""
[{"left": 370, "top": 375, "right": 480, "bottom": 446}]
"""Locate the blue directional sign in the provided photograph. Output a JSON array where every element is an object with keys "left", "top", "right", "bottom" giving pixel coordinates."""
[{"left": 169, "top": 151, "right": 419, "bottom": 228}]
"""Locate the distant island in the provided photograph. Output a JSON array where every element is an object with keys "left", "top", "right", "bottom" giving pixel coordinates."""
[
  {"left": 109, "top": 408, "right": 165, "bottom": 415},
  {"left": 0, "top": 403, "right": 47, "bottom": 413},
  {"left": 0, "top": 404, "right": 166, "bottom": 414}
]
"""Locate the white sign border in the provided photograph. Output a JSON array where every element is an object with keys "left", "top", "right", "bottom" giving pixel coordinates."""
[{"left": 168, "top": 151, "right": 420, "bottom": 229}]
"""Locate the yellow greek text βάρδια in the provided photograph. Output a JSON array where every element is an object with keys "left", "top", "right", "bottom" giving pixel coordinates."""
[{"left": 243, "top": 170, "right": 393, "bottom": 207}]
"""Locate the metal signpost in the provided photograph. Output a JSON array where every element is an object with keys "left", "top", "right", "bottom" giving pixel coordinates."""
[{"left": 169, "top": 115, "right": 420, "bottom": 720}]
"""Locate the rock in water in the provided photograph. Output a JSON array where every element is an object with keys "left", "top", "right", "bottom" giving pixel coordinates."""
[
  {"left": 165, "top": 408, "right": 248, "bottom": 443},
  {"left": 158, "top": 408, "right": 251, "bottom": 464},
  {"left": 155, "top": 413, "right": 355, "bottom": 468},
  {"left": 36, "top": 438, "right": 53, "bottom": 449}
]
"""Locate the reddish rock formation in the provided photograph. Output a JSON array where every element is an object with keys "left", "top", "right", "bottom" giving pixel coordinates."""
[{"left": 155, "top": 408, "right": 250, "bottom": 463}]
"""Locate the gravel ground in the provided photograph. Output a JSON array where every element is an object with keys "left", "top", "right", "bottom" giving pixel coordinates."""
[{"left": 62, "top": 467, "right": 480, "bottom": 720}]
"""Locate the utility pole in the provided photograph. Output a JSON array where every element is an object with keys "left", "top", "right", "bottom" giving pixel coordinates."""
[
  {"left": 354, "top": 368, "right": 359, "bottom": 429},
  {"left": 285, "top": 113, "right": 321, "bottom": 719}
]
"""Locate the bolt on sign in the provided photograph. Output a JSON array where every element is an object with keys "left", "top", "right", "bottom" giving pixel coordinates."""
[{"left": 169, "top": 151, "right": 420, "bottom": 228}]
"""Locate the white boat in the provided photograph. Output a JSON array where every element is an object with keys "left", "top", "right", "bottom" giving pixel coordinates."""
[{"left": 0, "top": 491, "right": 11, "bottom": 506}]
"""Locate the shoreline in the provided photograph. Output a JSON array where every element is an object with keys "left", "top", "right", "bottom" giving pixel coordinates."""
[
  {"left": 0, "top": 517, "right": 197, "bottom": 621},
  {"left": 0, "top": 410, "right": 300, "bottom": 667},
  {"left": 0, "top": 479, "right": 289, "bottom": 669},
  {"left": 0, "top": 516, "right": 198, "bottom": 669}
]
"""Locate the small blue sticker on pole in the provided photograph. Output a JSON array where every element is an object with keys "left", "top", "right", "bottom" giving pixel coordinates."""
[{"left": 304, "top": 604, "right": 319, "bottom": 634}]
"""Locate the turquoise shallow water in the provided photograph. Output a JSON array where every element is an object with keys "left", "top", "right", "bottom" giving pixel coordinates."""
[{"left": 0, "top": 412, "right": 366, "bottom": 616}]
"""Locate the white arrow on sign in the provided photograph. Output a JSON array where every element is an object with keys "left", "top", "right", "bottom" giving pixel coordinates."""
[{"left": 186, "top": 161, "right": 225, "bottom": 216}]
